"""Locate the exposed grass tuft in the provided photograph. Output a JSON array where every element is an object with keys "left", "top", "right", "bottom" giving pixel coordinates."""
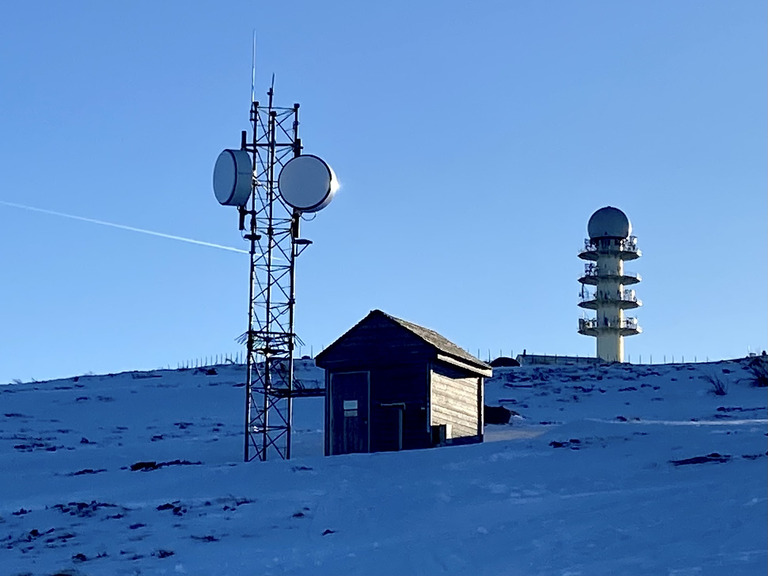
[
  {"left": 746, "top": 356, "right": 768, "bottom": 387},
  {"left": 702, "top": 372, "right": 728, "bottom": 396}
]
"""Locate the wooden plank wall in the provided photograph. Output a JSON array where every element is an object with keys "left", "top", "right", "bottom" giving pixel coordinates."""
[
  {"left": 319, "top": 313, "right": 484, "bottom": 453},
  {"left": 430, "top": 363, "right": 481, "bottom": 439}
]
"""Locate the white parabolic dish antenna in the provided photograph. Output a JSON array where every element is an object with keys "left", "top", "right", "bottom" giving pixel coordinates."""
[
  {"left": 213, "top": 149, "right": 253, "bottom": 207},
  {"left": 278, "top": 154, "right": 337, "bottom": 213}
]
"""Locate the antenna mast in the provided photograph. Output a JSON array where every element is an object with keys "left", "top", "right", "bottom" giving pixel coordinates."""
[
  {"left": 237, "top": 88, "right": 306, "bottom": 461},
  {"left": 213, "top": 66, "right": 336, "bottom": 463},
  {"left": 250, "top": 31, "right": 257, "bottom": 104}
]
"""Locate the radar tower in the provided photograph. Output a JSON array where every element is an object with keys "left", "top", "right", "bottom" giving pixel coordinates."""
[{"left": 578, "top": 206, "right": 642, "bottom": 362}]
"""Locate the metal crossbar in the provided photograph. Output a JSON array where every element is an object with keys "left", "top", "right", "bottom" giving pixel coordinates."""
[{"left": 239, "top": 90, "right": 305, "bottom": 462}]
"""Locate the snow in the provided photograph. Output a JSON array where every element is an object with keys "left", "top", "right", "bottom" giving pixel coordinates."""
[{"left": 1, "top": 358, "right": 766, "bottom": 575}]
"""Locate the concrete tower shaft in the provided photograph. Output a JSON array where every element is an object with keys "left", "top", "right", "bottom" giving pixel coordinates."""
[{"left": 578, "top": 207, "right": 642, "bottom": 362}]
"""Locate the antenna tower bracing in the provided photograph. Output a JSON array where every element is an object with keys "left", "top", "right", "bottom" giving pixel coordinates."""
[{"left": 238, "top": 87, "right": 309, "bottom": 462}]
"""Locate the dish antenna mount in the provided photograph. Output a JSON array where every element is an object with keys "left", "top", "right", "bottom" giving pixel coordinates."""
[{"left": 213, "top": 85, "right": 336, "bottom": 462}]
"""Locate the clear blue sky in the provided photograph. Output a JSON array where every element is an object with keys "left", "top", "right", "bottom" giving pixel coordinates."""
[{"left": 1, "top": 1, "right": 765, "bottom": 383}]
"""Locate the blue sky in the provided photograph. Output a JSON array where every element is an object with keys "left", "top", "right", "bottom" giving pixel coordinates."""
[{"left": 1, "top": 1, "right": 765, "bottom": 383}]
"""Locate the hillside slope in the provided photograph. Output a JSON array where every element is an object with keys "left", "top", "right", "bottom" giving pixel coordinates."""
[{"left": 1, "top": 358, "right": 766, "bottom": 575}]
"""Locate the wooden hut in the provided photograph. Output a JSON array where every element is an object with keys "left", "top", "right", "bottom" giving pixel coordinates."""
[{"left": 315, "top": 310, "right": 492, "bottom": 456}]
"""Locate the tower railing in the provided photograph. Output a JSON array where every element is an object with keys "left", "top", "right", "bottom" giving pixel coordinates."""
[
  {"left": 579, "top": 236, "right": 640, "bottom": 256},
  {"left": 580, "top": 264, "right": 641, "bottom": 282},
  {"left": 579, "top": 317, "right": 640, "bottom": 331},
  {"left": 579, "top": 288, "right": 639, "bottom": 305}
]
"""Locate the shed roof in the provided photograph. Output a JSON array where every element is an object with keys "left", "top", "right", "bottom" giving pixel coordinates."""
[{"left": 317, "top": 309, "right": 492, "bottom": 374}]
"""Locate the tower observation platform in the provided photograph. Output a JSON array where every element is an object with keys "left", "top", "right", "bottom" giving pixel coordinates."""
[{"left": 578, "top": 206, "right": 642, "bottom": 362}]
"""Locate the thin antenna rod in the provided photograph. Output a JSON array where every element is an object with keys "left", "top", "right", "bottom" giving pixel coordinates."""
[{"left": 251, "top": 30, "right": 257, "bottom": 104}]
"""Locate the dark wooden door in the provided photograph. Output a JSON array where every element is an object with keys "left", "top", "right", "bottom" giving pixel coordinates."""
[{"left": 330, "top": 372, "right": 369, "bottom": 454}]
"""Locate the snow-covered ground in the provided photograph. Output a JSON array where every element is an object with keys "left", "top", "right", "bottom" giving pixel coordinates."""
[{"left": 1, "top": 358, "right": 766, "bottom": 575}]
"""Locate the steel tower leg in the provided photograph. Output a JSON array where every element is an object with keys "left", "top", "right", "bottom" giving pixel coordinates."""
[{"left": 239, "top": 92, "right": 304, "bottom": 461}]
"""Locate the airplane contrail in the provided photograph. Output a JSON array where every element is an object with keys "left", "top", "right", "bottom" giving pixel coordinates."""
[{"left": 0, "top": 200, "right": 248, "bottom": 255}]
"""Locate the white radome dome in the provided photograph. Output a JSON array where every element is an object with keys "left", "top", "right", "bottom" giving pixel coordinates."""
[{"left": 587, "top": 206, "right": 631, "bottom": 239}]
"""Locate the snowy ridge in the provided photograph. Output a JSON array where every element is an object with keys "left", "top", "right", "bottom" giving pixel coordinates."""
[{"left": 1, "top": 358, "right": 766, "bottom": 575}]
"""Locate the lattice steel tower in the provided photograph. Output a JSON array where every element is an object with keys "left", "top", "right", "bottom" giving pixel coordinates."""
[
  {"left": 213, "top": 85, "right": 336, "bottom": 461},
  {"left": 578, "top": 206, "right": 642, "bottom": 362}
]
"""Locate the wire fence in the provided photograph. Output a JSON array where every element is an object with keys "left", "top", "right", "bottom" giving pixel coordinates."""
[
  {"left": 174, "top": 347, "right": 762, "bottom": 371},
  {"left": 173, "top": 345, "right": 321, "bottom": 370},
  {"left": 472, "top": 348, "right": 716, "bottom": 365},
  {"left": 175, "top": 351, "right": 245, "bottom": 370}
]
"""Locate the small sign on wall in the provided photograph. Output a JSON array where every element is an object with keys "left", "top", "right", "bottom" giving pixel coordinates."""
[{"left": 343, "top": 400, "right": 358, "bottom": 418}]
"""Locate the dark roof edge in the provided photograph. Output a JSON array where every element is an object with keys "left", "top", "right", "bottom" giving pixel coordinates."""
[
  {"left": 315, "top": 311, "right": 379, "bottom": 364},
  {"left": 374, "top": 310, "right": 492, "bottom": 373},
  {"left": 315, "top": 310, "right": 492, "bottom": 375}
]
